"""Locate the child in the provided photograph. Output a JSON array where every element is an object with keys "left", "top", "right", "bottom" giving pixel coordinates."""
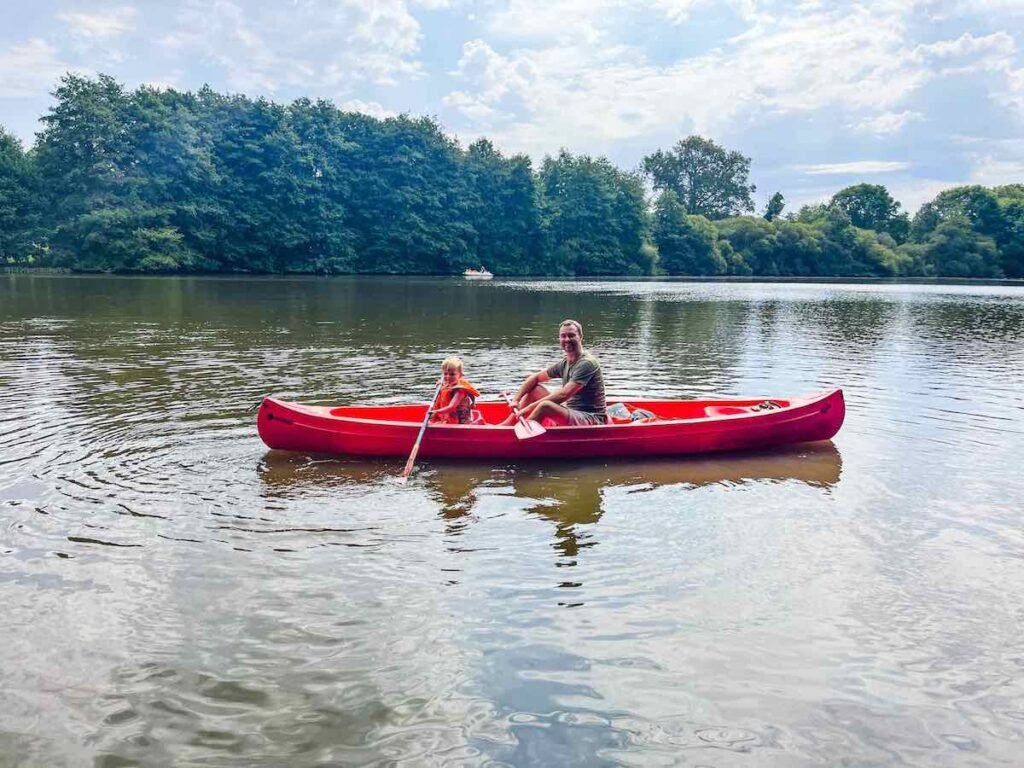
[{"left": 430, "top": 356, "right": 481, "bottom": 424}]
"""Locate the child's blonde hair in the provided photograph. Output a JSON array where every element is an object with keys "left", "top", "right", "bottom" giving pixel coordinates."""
[{"left": 441, "top": 355, "right": 464, "bottom": 373}]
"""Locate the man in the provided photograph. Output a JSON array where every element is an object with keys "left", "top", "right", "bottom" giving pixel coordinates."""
[{"left": 502, "top": 319, "right": 607, "bottom": 427}]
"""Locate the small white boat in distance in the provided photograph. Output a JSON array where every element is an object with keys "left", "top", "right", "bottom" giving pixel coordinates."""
[{"left": 463, "top": 267, "right": 494, "bottom": 280}]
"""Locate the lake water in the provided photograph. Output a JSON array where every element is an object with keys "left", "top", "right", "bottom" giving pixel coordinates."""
[{"left": 1, "top": 275, "right": 1023, "bottom": 767}]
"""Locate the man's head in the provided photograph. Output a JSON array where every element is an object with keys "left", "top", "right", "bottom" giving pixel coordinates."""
[{"left": 559, "top": 319, "right": 584, "bottom": 358}]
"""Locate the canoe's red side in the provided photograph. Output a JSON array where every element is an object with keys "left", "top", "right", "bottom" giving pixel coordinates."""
[{"left": 257, "top": 390, "right": 844, "bottom": 460}]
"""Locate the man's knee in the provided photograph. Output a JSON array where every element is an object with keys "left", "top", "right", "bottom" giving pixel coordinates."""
[
  {"left": 523, "top": 384, "right": 548, "bottom": 404},
  {"left": 532, "top": 400, "right": 553, "bottom": 417},
  {"left": 532, "top": 400, "right": 566, "bottom": 419},
  {"left": 517, "top": 387, "right": 546, "bottom": 410}
]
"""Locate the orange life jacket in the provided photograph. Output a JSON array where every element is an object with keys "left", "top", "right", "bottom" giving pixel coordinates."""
[{"left": 433, "top": 378, "right": 481, "bottom": 423}]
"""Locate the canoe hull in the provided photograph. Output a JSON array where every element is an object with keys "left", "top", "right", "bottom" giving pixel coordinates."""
[{"left": 257, "top": 390, "right": 845, "bottom": 460}]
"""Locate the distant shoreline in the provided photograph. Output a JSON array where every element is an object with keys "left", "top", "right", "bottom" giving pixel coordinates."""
[{"left": 4, "top": 267, "right": 1022, "bottom": 286}]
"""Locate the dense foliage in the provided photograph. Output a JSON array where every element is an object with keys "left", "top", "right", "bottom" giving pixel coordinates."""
[
  {"left": 0, "top": 129, "right": 39, "bottom": 262},
  {"left": 0, "top": 74, "right": 1021, "bottom": 278},
  {"left": 642, "top": 136, "right": 756, "bottom": 219}
]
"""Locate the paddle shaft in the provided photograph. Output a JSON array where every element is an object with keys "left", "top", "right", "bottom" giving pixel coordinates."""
[
  {"left": 502, "top": 391, "right": 528, "bottom": 421},
  {"left": 401, "top": 378, "right": 443, "bottom": 481}
]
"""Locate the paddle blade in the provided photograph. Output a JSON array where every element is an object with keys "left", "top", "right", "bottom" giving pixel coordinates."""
[
  {"left": 514, "top": 419, "right": 546, "bottom": 440},
  {"left": 399, "top": 453, "right": 417, "bottom": 482}
]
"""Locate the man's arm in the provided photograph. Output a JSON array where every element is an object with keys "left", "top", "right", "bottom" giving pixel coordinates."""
[
  {"left": 519, "top": 380, "right": 584, "bottom": 418},
  {"left": 514, "top": 370, "right": 552, "bottom": 402},
  {"left": 520, "top": 357, "right": 597, "bottom": 415}
]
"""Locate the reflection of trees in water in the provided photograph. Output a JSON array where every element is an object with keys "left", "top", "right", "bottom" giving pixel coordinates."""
[
  {"left": 628, "top": 299, "right": 749, "bottom": 395},
  {"left": 907, "top": 297, "right": 1024, "bottom": 347},
  {"left": 783, "top": 292, "right": 1023, "bottom": 385},
  {"left": 789, "top": 297, "right": 901, "bottom": 349},
  {"left": 258, "top": 443, "right": 842, "bottom": 570}
]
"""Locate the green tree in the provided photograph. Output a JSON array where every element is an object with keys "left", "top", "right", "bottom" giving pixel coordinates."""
[
  {"left": 642, "top": 136, "right": 756, "bottom": 219},
  {"left": 830, "top": 183, "right": 909, "bottom": 243},
  {"left": 340, "top": 113, "right": 474, "bottom": 274},
  {"left": 35, "top": 76, "right": 211, "bottom": 271},
  {"left": 33, "top": 74, "right": 135, "bottom": 267},
  {"left": 716, "top": 216, "right": 778, "bottom": 274},
  {"left": 278, "top": 97, "right": 356, "bottom": 273},
  {"left": 199, "top": 92, "right": 324, "bottom": 272},
  {"left": 991, "top": 185, "right": 1024, "bottom": 277},
  {"left": 0, "top": 128, "right": 40, "bottom": 263},
  {"left": 790, "top": 202, "right": 830, "bottom": 226},
  {"left": 462, "top": 139, "right": 543, "bottom": 275},
  {"left": 815, "top": 207, "right": 903, "bottom": 276},
  {"left": 652, "top": 191, "right": 726, "bottom": 275},
  {"left": 996, "top": 199, "right": 1024, "bottom": 278},
  {"left": 911, "top": 185, "right": 1004, "bottom": 242},
  {"left": 911, "top": 185, "right": 1022, "bottom": 277},
  {"left": 918, "top": 218, "right": 1003, "bottom": 277},
  {"left": 540, "top": 150, "right": 650, "bottom": 275},
  {"left": 773, "top": 221, "right": 822, "bottom": 275},
  {"left": 763, "top": 191, "right": 785, "bottom": 222}
]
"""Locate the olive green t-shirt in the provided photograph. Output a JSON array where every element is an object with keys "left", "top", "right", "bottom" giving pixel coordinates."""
[{"left": 545, "top": 352, "right": 606, "bottom": 417}]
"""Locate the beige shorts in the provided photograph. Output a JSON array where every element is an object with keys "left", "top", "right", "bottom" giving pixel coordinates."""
[{"left": 566, "top": 409, "right": 607, "bottom": 426}]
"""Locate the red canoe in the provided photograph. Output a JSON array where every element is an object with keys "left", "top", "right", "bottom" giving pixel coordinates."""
[{"left": 257, "top": 389, "right": 844, "bottom": 460}]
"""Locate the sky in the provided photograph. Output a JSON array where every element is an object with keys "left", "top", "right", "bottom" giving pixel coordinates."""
[{"left": 1, "top": 0, "right": 1023, "bottom": 214}]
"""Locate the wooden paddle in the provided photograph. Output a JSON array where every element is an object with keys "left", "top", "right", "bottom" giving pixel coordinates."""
[
  {"left": 400, "top": 378, "right": 444, "bottom": 483},
  {"left": 502, "top": 391, "right": 546, "bottom": 440}
]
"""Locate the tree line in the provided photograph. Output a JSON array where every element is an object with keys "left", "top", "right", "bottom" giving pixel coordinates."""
[{"left": 1, "top": 74, "right": 1021, "bottom": 278}]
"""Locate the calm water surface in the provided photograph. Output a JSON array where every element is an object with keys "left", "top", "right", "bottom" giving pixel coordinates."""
[{"left": 1, "top": 275, "right": 1023, "bottom": 767}]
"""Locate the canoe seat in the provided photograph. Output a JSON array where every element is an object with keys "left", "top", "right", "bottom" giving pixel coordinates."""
[
  {"left": 704, "top": 400, "right": 784, "bottom": 418},
  {"left": 704, "top": 405, "right": 750, "bottom": 417}
]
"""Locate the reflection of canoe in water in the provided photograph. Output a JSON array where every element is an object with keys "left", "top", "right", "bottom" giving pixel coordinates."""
[
  {"left": 259, "top": 443, "right": 841, "bottom": 564},
  {"left": 259, "top": 441, "right": 842, "bottom": 494},
  {"left": 257, "top": 390, "right": 844, "bottom": 460},
  {"left": 258, "top": 443, "right": 842, "bottom": 543}
]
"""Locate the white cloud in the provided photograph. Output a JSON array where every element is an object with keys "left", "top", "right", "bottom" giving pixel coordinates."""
[
  {"left": 969, "top": 155, "right": 1024, "bottom": 185},
  {"left": 879, "top": 179, "right": 961, "bottom": 213},
  {"left": 443, "top": 90, "right": 508, "bottom": 123},
  {"left": 58, "top": 7, "right": 137, "bottom": 39},
  {"left": 140, "top": 74, "right": 183, "bottom": 91},
  {"left": 1000, "top": 67, "right": 1024, "bottom": 114},
  {"left": 800, "top": 161, "right": 911, "bottom": 175},
  {"left": 0, "top": 38, "right": 76, "bottom": 98},
  {"left": 340, "top": 99, "right": 397, "bottom": 119},
  {"left": 966, "top": 139, "right": 1024, "bottom": 187},
  {"left": 915, "top": 31, "right": 1016, "bottom": 75},
  {"left": 443, "top": 1, "right": 1024, "bottom": 173},
  {"left": 913, "top": 31, "right": 1024, "bottom": 119},
  {"left": 487, "top": 0, "right": 612, "bottom": 44},
  {"left": 917, "top": 31, "right": 1014, "bottom": 59},
  {"left": 451, "top": 40, "right": 537, "bottom": 103},
  {"left": 347, "top": 0, "right": 421, "bottom": 58},
  {"left": 649, "top": 0, "right": 707, "bottom": 24},
  {"left": 933, "top": 0, "right": 1024, "bottom": 15},
  {"left": 159, "top": 0, "right": 426, "bottom": 93},
  {"left": 445, "top": 3, "right": 933, "bottom": 158},
  {"left": 852, "top": 110, "right": 924, "bottom": 136},
  {"left": 488, "top": 0, "right": 762, "bottom": 43}
]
